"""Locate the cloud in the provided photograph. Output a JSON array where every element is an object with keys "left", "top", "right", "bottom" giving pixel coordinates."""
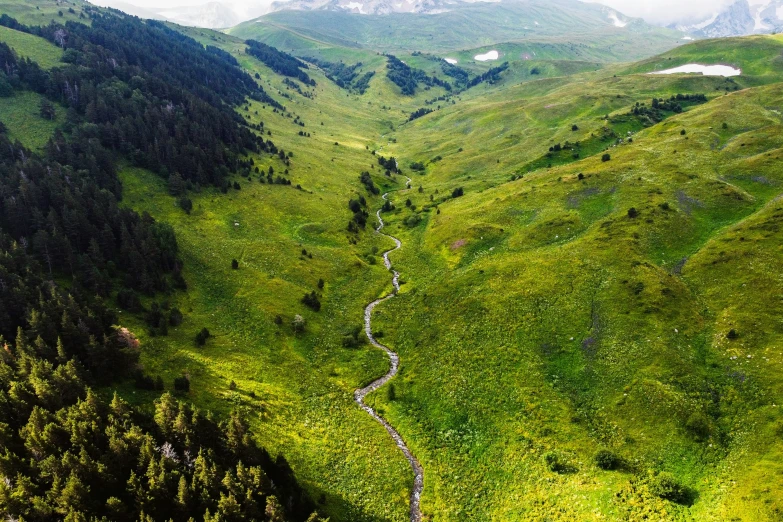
[{"left": 586, "top": 0, "right": 739, "bottom": 25}]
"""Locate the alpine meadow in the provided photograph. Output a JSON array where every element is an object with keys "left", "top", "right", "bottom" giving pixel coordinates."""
[{"left": 0, "top": 0, "right": 782, "bottom": 521}]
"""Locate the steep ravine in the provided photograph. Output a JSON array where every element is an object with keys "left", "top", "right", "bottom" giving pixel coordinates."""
[{"left": 354, "top": 180, "right": 423, "bottom": 522}]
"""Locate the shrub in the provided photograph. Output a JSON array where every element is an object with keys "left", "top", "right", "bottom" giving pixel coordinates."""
[
  {"left": 650, "top": 472, "right": 691, "bottom": 504},
  {"left": 178, "top": 197, "right": 193, "bottom": 214},
  {"left": 685, "top": 411, "right": 711, "bottom": 441},
  {"left": 627, "top": 207, "right": 639, "bottom": 218},
  {"left": 571, "top": 124, "right": 579, "bottom": 131},
  {"left": 231, "top": 259, "right": 239, "bottom": 269},
  {"left": 405, "top": 215, "right": 422, "bottom": 228},
  {"left": 274, "top": 315, "right": 283, "bottom": 325},
  {"left": 169, "top": 308, "right": 183, "bottom": 326},
  {"left": 601, "top": 153, "right": 611, "bottom": 162},
  {"left": 387, "top": 384, "right": 396, "bottom": 401},
  {"left": 680, "top": 129, "right": 686, "bottom": 135},
  {"left": 342, "top": 326, "right": 363, "bottom": 348},
  {"left": 318, "top": 278, "right": 325, "bottom": 289},
  {"left": 543, "top": 451, "right": 575, "bottom": 473},
  {"left": 292, "top": 314, "right": 306, "bottom": 333},
  {"left": 173, "top": 375, "right": 190, "bottom": 392},
  {"left": 195, "top": 327, "right": 211, "bottom": 346},
  {"left": 595, "top": 449, "right": 621, "bottom": 470},
  {"left": 302, "top": 291, "right": 321, "bottom": 311},
  {"left": 452, "top": 187, "right": 464, "bottom": 198},
  {"left": 727, "top": 329, "right": 739, "bottom": 340}
]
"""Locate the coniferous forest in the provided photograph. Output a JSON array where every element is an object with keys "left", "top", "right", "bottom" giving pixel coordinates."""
[{"left": 0, "top": 7, "right": 321, "bottom": 522}]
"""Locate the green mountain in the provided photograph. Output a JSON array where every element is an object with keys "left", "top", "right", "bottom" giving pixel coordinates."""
[
  {"left": 0, "top": 1, "right": 782, "bottom": 521},
  {"left": 229, "top": 0, "right": 685, "bottom": 60}
]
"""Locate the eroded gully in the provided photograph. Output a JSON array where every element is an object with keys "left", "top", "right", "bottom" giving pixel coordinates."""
[{"left": 354, "top": 178, "right": 423, "bottom": 522}]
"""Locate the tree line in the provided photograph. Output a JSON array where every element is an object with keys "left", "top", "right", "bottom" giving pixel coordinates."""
[
  {"left": 385, "top": 54, "right": 451, "bottom": 96},
  {"left": 0, "top": 11, "right": 322, "bottom": 521},
  {"left": 246, "top": 40, "right": 315, "bottom": 87},
  {"left": 304, "top": 57, "right": 374, "bottom": 94},
  {"left": 0, "top": 13, "right": 282, "bottom": 188}
]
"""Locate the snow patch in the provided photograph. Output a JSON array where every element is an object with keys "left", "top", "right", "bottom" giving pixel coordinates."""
[
  {"left": 534, "top": 21, "right": 539, "bottom": 25},
  {"left": 778, "top": 5, "right": 783, "bottom": 19},
  {"left": 444, "top": 58, "right": 458, "bottom": 64},
  {"left": 344, "top": 1, "right": 365, "bottom": 13},
  {"left": 608, "top": 12, "right": 627, "bottom": 28},
  {"left": 651, "top": 64, "right": 741, "bottom": 77},
  {"left": 474, "top": 50, "right": 499, "bottom": 61},
  {"left": 681, "top": 36, "right": 694, "bottom": 40}
]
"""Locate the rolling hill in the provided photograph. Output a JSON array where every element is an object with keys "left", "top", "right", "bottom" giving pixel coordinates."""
[
  {"left": 229, "top": 0, "right": 686, "bottom": 59},
  {"left": 1, "top": 1, "right": 782, "bottom": 521}
]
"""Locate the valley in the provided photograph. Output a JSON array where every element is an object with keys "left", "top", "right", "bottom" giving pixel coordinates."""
[{"left": 0, "top": 1, "right": 782, "bottom": 521}]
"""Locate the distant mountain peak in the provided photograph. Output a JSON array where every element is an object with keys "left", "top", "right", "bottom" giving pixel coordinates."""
[
  {"left": 674, "top": 0, "right": 783, "bottom": 37},
  {"left": 269, "top": 0, "right": 462, "bottom": 15}
]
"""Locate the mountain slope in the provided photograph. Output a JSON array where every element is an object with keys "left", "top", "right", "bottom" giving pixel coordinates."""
[{"left": 229, "top": 0, "right": 684, "bottom": 58}]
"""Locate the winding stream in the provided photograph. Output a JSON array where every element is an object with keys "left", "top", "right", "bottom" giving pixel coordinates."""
[{"left": 354, "top": 178, "right": 423, "bottom": 522}]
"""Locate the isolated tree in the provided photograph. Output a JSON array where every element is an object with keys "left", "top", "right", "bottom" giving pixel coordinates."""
[
  {"left": 178, "top": 197, "right": 193, "bottom": 214},
  {"left": 195, "top": 327, "right": 211, "bottom": 346}
]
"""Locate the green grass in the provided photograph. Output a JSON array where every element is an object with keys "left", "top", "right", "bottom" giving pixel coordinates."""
[
  {"left": 366, "top": 71, "right": 783, "bottom": 521},
  {"left": 125, "top": 31, "right": 783, "bottom": 521},
  {"left": 229, "top": 0, "right": 684, "bottom": 60},
  {"left": 0, "top": 91, "right": 63, "bottom": 149},
  {"left": 0, "top": 0, "right": 90, "bottom": 27},
  {"left": 9, "top": 18, "right": 783, "bottom": 520},
  {"left": 0, "top": 25, "right": 63, "bottom": 68},
  {"left": 624, "top": 34, "right": 783, "bottom": 86}
]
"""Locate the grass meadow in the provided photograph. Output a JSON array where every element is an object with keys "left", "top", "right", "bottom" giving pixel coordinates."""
[{"left": 2, "top": 15, "right": 783, "bottom": 519}]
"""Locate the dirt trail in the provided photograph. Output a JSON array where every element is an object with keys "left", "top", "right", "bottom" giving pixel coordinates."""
[{"left": 354, "top": 178, "right": 423, "bottom": 522}]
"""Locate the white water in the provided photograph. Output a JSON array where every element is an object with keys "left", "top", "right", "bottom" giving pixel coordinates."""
[
  {"left": 474, "top": 50, "right": 499, "bottom": 61},
  {"left": 355, "top": 178, "right": 423, "bottom": 522},
  {"left": 651, "top": 64, "right": 741, "bottom": 77}
]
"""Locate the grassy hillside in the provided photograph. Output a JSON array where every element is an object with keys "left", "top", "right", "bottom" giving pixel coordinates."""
[
  {"left": 0, "top": 90, "right": 64, "bottom": 149},
  {"left": 229, "top": 0, "right": 684, "bottom": 60},
  {"left": 0, "top": 24, "right": 62, "bottom": 67},
  {"left": 371, "top": 81, "right": 783, "bottom": 519},
  {"left": 625, "top": 34, "right": 783, "bottom": 85},
  {"left": 0, "top": 0, "right": 90, "bottom": 26},
  {"left": 2, "top": 8, "right": 783, "bottom": 520}
]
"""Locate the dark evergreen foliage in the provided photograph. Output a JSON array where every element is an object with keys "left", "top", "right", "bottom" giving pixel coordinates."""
[
  {"left": 359, "top": 171, "right": 379, "bottom": 195},
  {"left": 441, "top": 61, "right": 469, "bottom": 85},
  {"left": 0, "top": 14, "right": 282, "bottom": 187},
  {"left": 301, "top": 291, "right": 321, "bottom": 312},
  {"left": 466, "top": 62, "right": 509, "bottom": 89},
  {"left": 376, "top": 154, "right": 398, "bottom": 173},
  {"left": 385, "top": 54, "right": 451, "bottom": 96},
  {"left": 409, "top": 107, "right": 434, "bottom": 121},
  {"left": 305, "top": 58, "right": 374, "bottom": 93},
  {"left": 246, "top": 40, "right": 315, "bottom": 86}
]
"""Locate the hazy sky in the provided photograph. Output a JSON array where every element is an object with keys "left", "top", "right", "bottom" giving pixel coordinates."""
[{"left": 89, "top": 0, "right": 745, "bottom": 23}]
